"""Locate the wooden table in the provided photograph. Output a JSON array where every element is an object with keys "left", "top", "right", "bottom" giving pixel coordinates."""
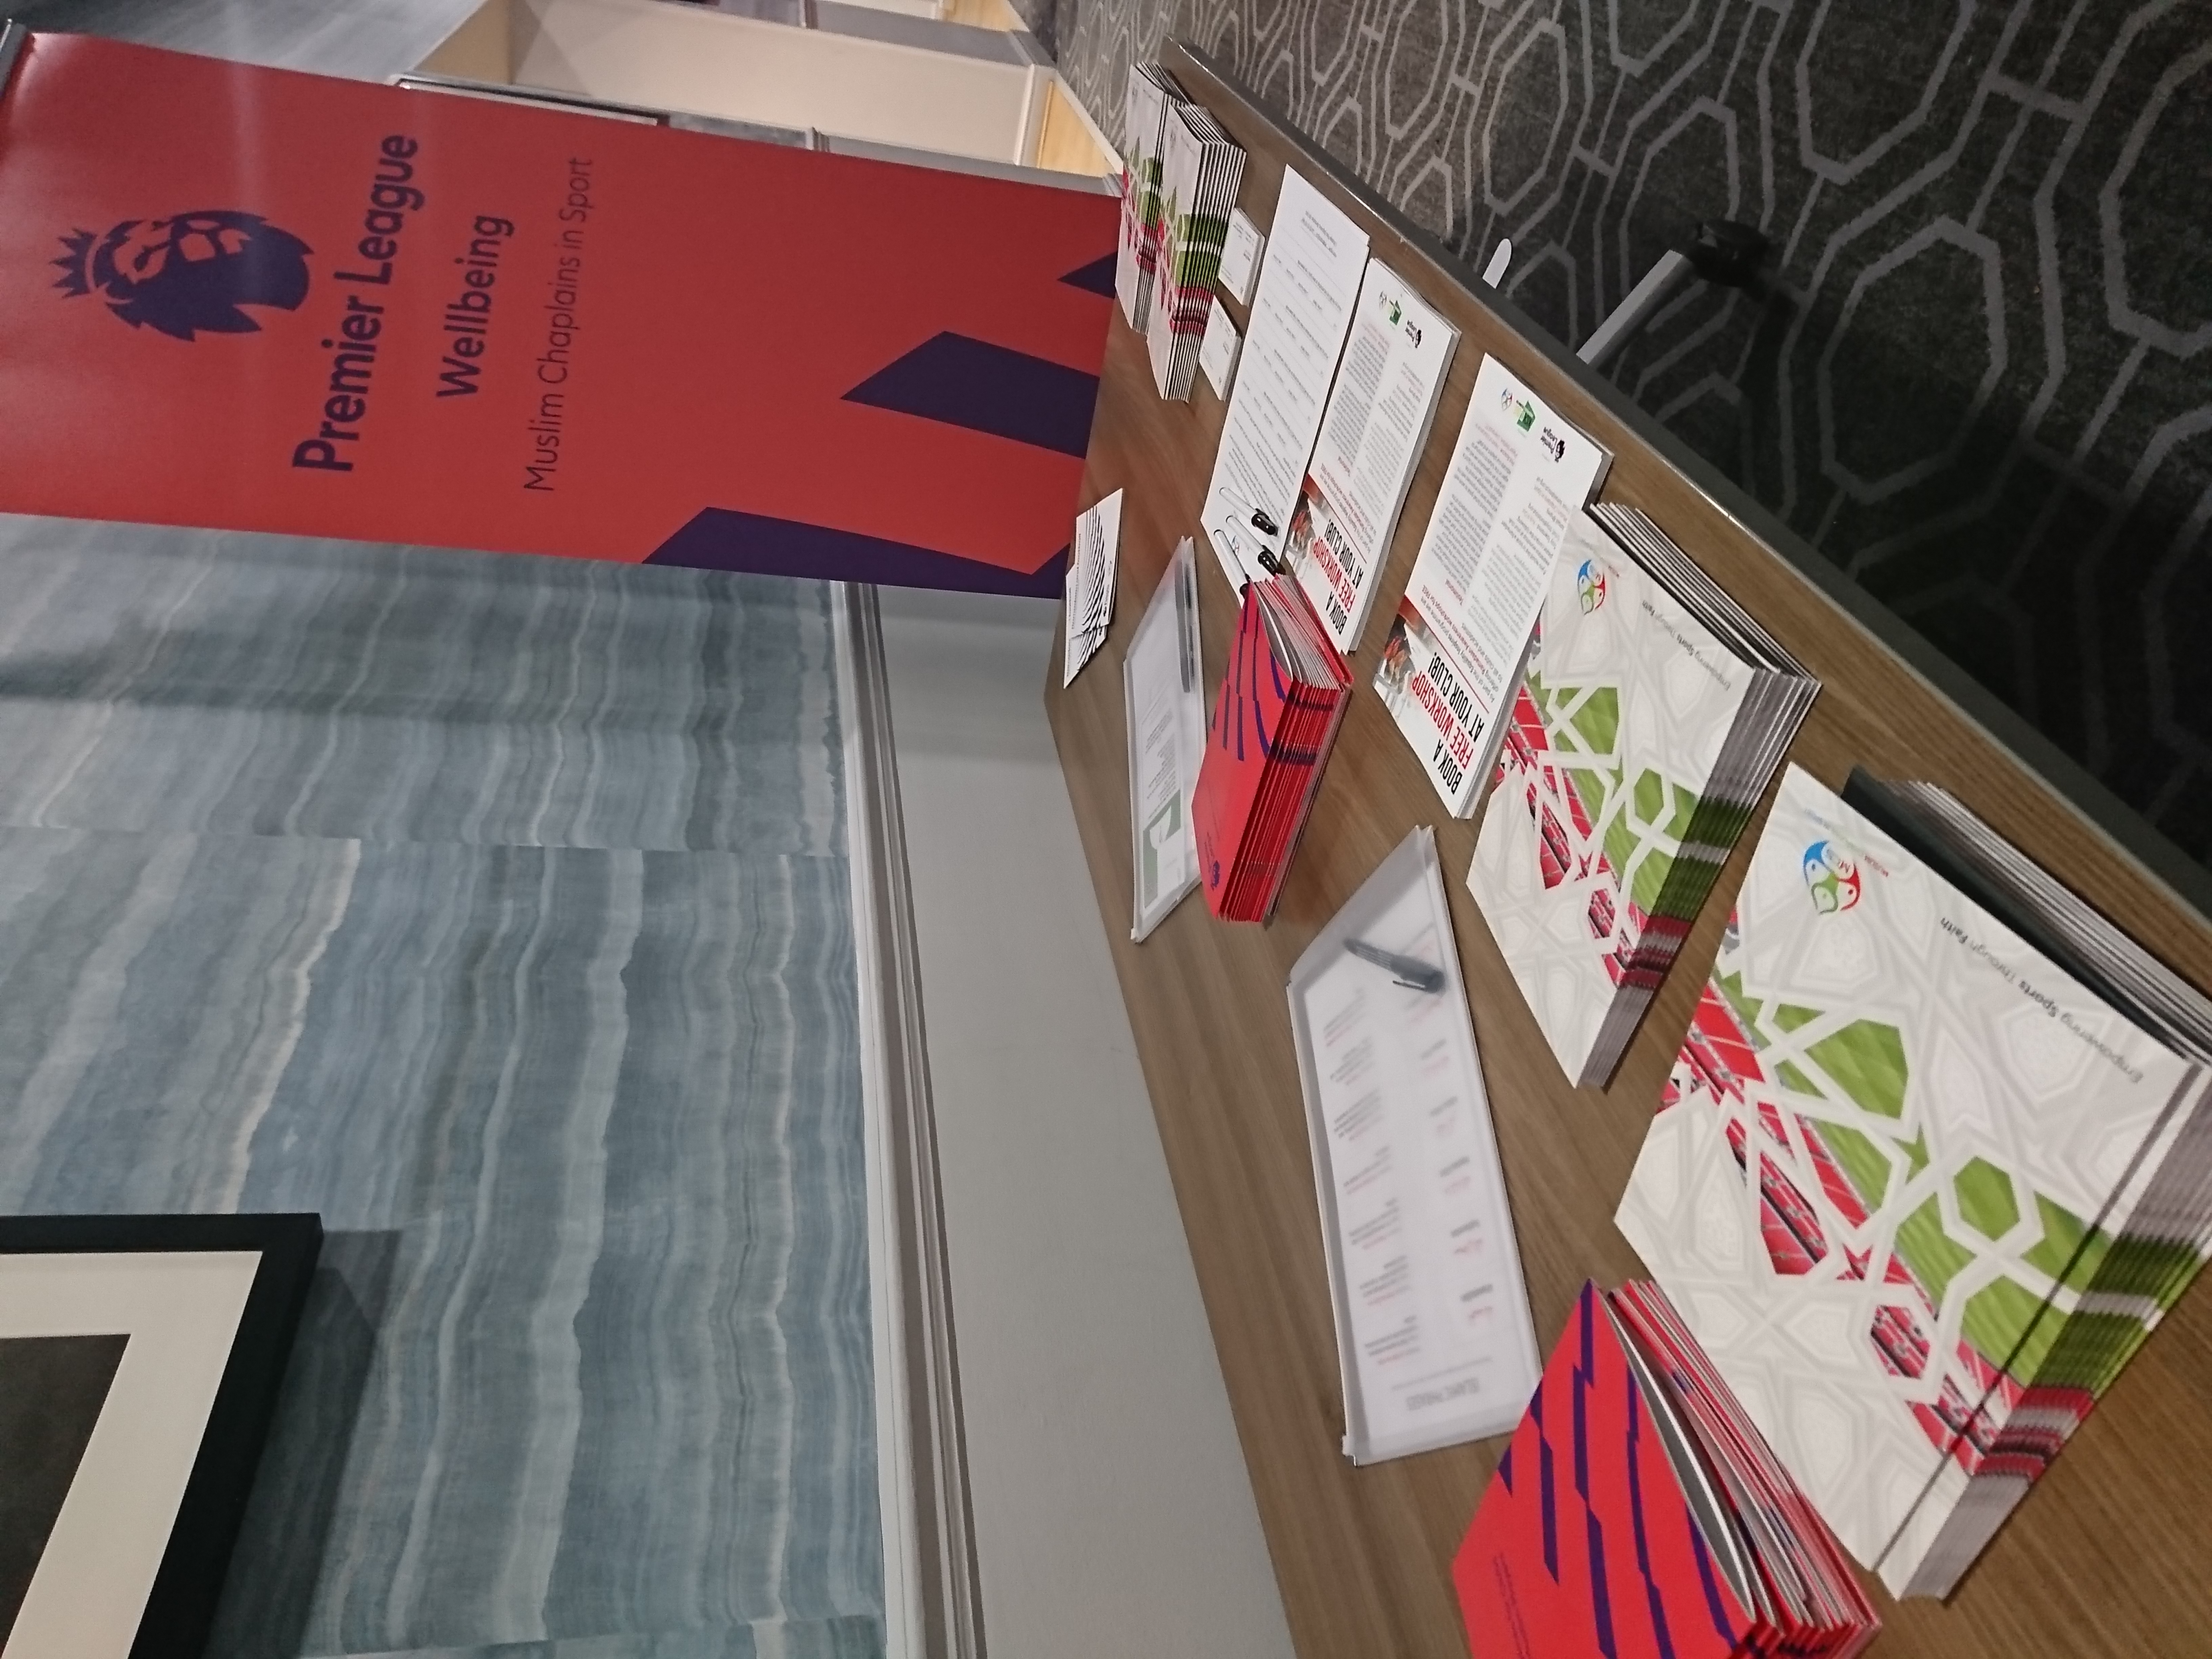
[{"left": 1042, "top": 41, "right": 2212, "bottom": 1659}]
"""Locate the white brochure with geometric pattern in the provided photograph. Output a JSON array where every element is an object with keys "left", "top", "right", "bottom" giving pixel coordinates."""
[
  {"left": 1615, "top": 765, "right": 2194, "bottom": 1592},
  {"left": 1469, "top": 513, "right": 1754, "bottom": 1080}
]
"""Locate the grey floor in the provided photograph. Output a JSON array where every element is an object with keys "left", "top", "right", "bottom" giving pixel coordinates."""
[
  {"left": 0, "top": 521, "right": 880, "bottom": 1659},
  {"left": 876, "top": 588, "right": 1294, "bottom": 1659}
]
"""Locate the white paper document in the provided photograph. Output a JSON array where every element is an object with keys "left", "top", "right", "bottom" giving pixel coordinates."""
[
  {"left": 1124, "top": 538, "right": 1207, "bottom": 940},
  {"left": 1200, "top": 170, "right": 1368, "bottom": 588},
  {"left": 1381, "top": 355, "right": 1609, "bottom": 809},
  {"left": 1217, "top": 207, "right": 1264, "bottom": 304},
  {"left": 1062, "top": 488, "right": 1124, "bottom": 687},
  {"left": 1288, "top": 260, "right": 1458, "bottom": 652},
  {"left": 1286, "top": 826, "right": 1541, "bottom": 1464},
  {"left": 1199, "top": 296, "right": 1241, "bottom": 396}
]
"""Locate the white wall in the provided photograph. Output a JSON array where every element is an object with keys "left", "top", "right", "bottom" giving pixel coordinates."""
[
  {"left": 417, "top": 0, "right": 514, "bottom": 80},
  {"left": 508, "top": 0, "right": 1038, "bottom": 162},
  {"left": 877, "top": 587, "right": 1296, "bottom": 1659}
]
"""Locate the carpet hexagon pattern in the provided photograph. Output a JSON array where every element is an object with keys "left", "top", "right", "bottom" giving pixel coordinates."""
[{"left": 1047, "top": 0, "right": 2212, "bottom": 867}]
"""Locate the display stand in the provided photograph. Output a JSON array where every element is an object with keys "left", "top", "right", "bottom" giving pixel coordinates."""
[{"left": 1042, "top": 40, "right": 2212, "bottom": 1659}]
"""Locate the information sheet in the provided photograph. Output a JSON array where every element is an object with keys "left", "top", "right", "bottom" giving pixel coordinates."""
[
  {"left": 1401, "top": 356, "right": 1609, "bottom": 718},
  {"left": 1289, "top": 260, "right": 1458, "bottom": 652},
  {"left": 1287, "top": 827, "right": 1541, "bottom": 1463},
  {"left": 1200, "top": 170, "right": 1368, "bottom": 588},
  {"left": 1124, "top": 538, "right": 1207, "bottom": 940},
  {"left": 1377, "top": 357, "right": 1608, "bottom": 809}
]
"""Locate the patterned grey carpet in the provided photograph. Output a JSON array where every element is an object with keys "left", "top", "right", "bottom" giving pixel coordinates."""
[
  {"left": 0, "top": 522, "right": 882, "bottom": 1659},
  {"left": 1043, "top": 0, "right": 2212, "bottom": 868}
]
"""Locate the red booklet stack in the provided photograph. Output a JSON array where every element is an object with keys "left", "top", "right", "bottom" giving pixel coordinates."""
[
  {"left": 1192, "top": 574, "right": 1353, "bottom": 922},
  {"left": 1456, "top": 1281, "right": 1878, "bottom": 1659}
]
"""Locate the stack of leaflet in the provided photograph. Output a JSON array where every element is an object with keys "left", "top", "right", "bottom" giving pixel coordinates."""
[
  {"left": 1456, "top": 1280, "right": 1879, "bottom": 1659},
  {"left": 1192, "top": 575, "right": 1352, "bottom": 922},
  {"left": 1616, "top": 763, "right": 2212, "bottom": 1600},
  {"left": 1844, "top": 771, "right": 2212, "bottom": 1597},
  {"left": 1113, "top": 63, "right": 1181, "bottom": 329},
  {"left": 1144, "top": 101, "right": 1245, "bottom": 400},
  {"left": 1061, "top": 488, "right": 1123, "bottom": 686},
  {"left": 1468, "top": 503, "right": 1818, "bottom": 1087}
]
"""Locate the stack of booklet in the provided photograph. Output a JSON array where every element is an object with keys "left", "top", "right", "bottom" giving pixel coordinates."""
[
  {"left": 1144, "top": 102, "right": 1245, "bottom": 400},
  {"left": 1192, "top": 575, "right": 1352, "bottom": 922},
  {"left": 1456, "top": 1280, "right": 1879, "bottom": 1659},
  {"left": 1467, "top": 503, "right": 1818, "bottom": 1087},
  {"left": 1617, "top": 764, "right": 2212, "bottom": 1599},
  {"left": 1060, "top": 489, "right": 1122, "bottom": 686},
  {"left": 1114, "top": 64, "right": 1182, "bottom": 329},
  {"left": 1843, "top": 770, "right": 2212, "bottom": 1596}
]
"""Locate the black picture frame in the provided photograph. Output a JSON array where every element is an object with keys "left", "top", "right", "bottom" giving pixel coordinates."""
[{"left": 0, "top": 1213, "right": 322, "bottom": 1659}]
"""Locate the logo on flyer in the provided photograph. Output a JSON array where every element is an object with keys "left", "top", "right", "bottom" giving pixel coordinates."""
[
  {"left": 1538, "top": 427, "right": 1566, "bottom": 462},
  {"left": 1802, "top": 840, "right": 1863, "bottom": 914},
  {"left": 1576, "top": 559, "right": 1607, "bottom": 612},
  {"left": 1500, "top": 387, "right": 1536, "bottom": 431},
  {"left": 54, "top": 211, "right": 313, "bottom": 341}
]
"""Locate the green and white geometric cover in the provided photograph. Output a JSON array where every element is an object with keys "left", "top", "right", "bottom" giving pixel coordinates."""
[
  {"left": 1469, "top": 513, "right": 1755, "bottom": 1084},
  {"left": 1114, "top": 65, "right": 1178, "bottom": 329},
  {"left": 1615, "top": 765, "right": 2199, "bottom": 1595}
]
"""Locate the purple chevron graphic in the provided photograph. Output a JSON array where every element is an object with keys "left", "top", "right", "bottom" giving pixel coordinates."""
[
  {"left": 648, "top": 508, "right": 1068, "bottom": 597},
  {"left": 1625, "top": 1383, "right": 1680, "bottom": 1659},
  {"left": 1587, "top": 1508, "right": 1618, "bottom": 1659},
  {"left": 1688, "top": 1524, "right": 1739, "bottom": 1649},
  {"left": 844, "top": 331, "right": 1099, "bottom": 458},
  {"left": 1539, "top": 1434, "right": 1558, "bottom": 1581},
  {"left": 1059, "top": 252, "right": 1117, "bottom": 297}
]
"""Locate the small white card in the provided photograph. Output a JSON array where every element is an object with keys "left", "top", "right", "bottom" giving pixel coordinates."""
[
  {"left": 1062, "top": 488, "right": 1124, "bottom": 687},
  {"left": 1199, "top": 297, "right": 1241, "bottom": 396},
  {"left": 1217, "top": 208, "right": 1264, "bottom": 305}
]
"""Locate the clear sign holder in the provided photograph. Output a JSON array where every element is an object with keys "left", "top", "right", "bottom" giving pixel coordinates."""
[{"left": 1286, "top": 825, "right": 1541, "bottom": 1463}]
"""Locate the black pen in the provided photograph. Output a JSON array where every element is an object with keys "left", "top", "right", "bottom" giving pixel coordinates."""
[{"left": 1345, "top": 938, "right": 1447, "bottom": 994}]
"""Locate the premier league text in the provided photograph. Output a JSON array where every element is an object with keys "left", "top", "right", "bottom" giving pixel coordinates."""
[{"left": 291, "top": 135, "right": 424, "bottom": 474}]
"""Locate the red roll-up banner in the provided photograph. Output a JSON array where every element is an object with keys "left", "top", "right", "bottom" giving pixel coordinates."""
[{"left": 0, "top": 32, "right": 1119, "bottom": 593}]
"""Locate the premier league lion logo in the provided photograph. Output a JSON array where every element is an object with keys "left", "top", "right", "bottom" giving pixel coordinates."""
[{"left": 52, "top": 211, "right": 312, "bottom": 341}]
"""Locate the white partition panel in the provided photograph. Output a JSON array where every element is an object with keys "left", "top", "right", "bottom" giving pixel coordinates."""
[{"left": 509, "top": 0, "right": 1039, "bottom": 163}]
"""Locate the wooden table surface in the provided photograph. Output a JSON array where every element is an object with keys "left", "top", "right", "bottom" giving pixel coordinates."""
[{"left": 1040, "top": 42, "right": 2212, "bottom": 1659}]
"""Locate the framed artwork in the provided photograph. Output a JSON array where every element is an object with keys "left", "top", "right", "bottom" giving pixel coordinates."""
[{"left": 0, "top": 1213, "right": 321, "bottom": 1659}]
